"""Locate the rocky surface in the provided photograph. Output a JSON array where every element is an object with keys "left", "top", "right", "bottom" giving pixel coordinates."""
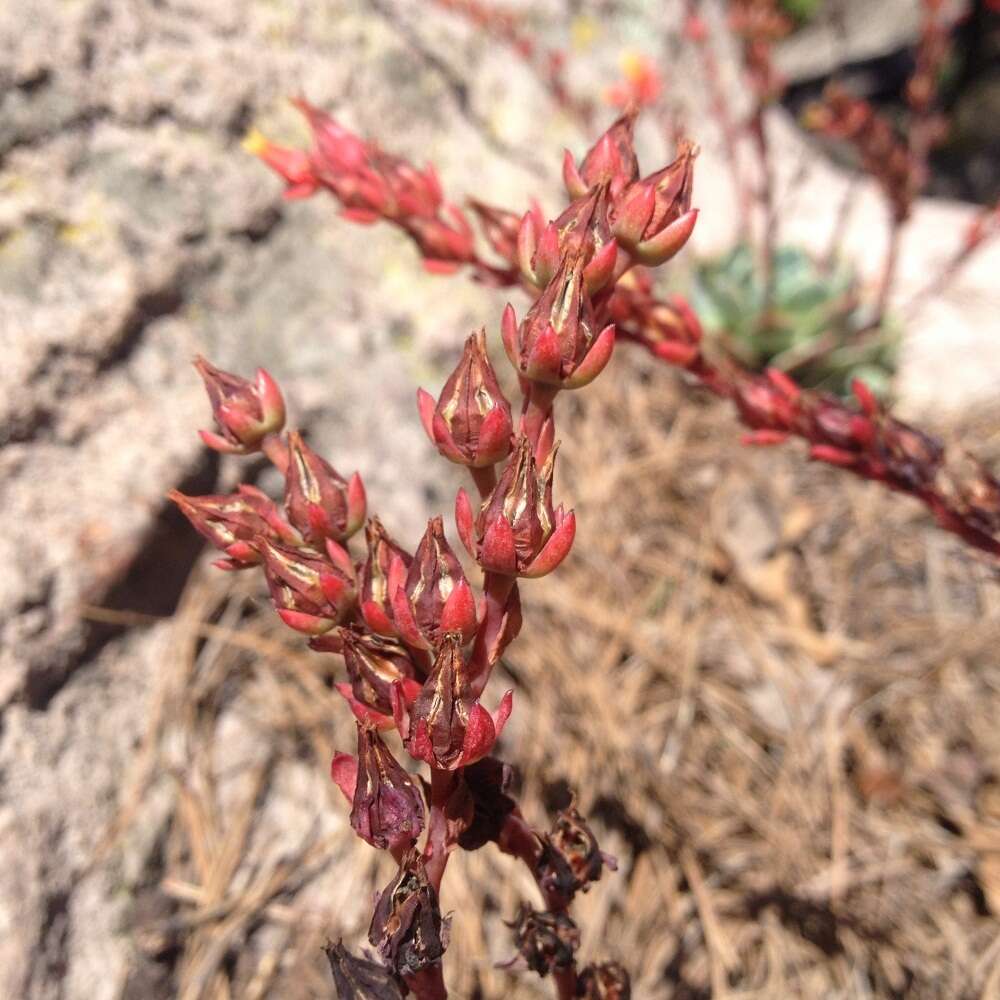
[{"left": 2, "top": 1, "right": 999, "bottom": 997}]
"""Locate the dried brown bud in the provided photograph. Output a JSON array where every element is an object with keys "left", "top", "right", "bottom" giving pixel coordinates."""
[
  {"left": 325, "top": 940, "right": 406, "bottom": 1000},
  {"left": 537, "top": 801, "right": 612, "bottom": 902},
  {"left": 509, "top": 904, "right": 580, "bottom": 977},
  {"left": 576, "top": 961, "right": 631, "bottom": 999},
  {"left": 369, "top": 852, "right": 448, "bottom": 976}
]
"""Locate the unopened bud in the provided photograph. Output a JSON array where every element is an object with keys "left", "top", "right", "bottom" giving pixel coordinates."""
[
  {"left": 417, "top": 330, "right": 513, "bottom": 468},
  {"left": 285, "top": 431, "right": 366, "bottom": 546},
  {"left": 194, "top": 356, "right": 285, "bottom": 454}
]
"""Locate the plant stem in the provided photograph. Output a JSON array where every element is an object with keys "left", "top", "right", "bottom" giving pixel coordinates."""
[
  {"left": 404, "top": 965, "right": 449, "bottom": 1000},
  {"left": 468, "top": 572, "right": 516, "bottom": 698},
  {"left": 260, "top": 432, "right": 289, "bottom": 475},
  {"left": 424, "top": 767, "right": 458, "bottom": 891},
  {"left": 498, "top": 812, "right": 580, "bottom": 997},
  {"left": 520, "top": 382, "right": 559, "bottom": 460}
]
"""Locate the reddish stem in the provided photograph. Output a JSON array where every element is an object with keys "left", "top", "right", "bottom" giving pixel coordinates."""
[
  {"left": 260, "top": 432, "right": 289, "bottom": 475},
  {"left": 520, "top": 382, "right": 559, "bottom": 461},
  {"left": 404, "top": 964, "right": 449, "bottom": 1000},
  {"left": 424, "top": 767, "right": 458, "bottom": 892},
  {"left": 468, "top": 572, "right": 516, "bottom": 698}
]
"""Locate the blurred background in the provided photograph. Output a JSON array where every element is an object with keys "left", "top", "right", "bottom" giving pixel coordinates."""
[{"left": 2, "top": 0, "right": 1000, "bottom": 997}]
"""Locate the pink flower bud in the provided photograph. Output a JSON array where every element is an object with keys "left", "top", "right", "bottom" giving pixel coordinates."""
[
  {"left": 194, "top": 356, "right": 285, "bottom": 454},
  {"left": 573, "top": 112, "right": 640, "bottom": 201},
  {"left": 613, "top": 141, "right": 698, "bottom": 265},
  {"left": 457, "top": 436, "right": 576, "bottom": 578},
  {"left": 242, "top": 128, "right": 318, "bottom": 200},
  {"left": 284, "top": 431, "right": 366, "bottom": 545},
  {"left": 404, "top": 634, "right": 513, "bottom": 770},
  {"left": 501, "top": 252, "right": 615, "bottom": 391},
  {"left": 359, "top": 517, "right": 412, "bottom": 637},
  {"left": 390, "top": 517, "right": 478, "bottom": 649},
  {"left": 315, "top": 627, "right": 423, "bottom": 718},
  {"left": 257, "top": 538, "right": 356, "bottom": 635},
  {"left": 169, "top": 485, "right": 299, "bottom": 570},
  {"left": 417, "top": 330, "right": 513, "bottom": 468}
]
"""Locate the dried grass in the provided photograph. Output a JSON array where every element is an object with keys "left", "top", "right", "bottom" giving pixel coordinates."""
[{"left": 113, "top": 350, "right": 1000, "bottom": 999}]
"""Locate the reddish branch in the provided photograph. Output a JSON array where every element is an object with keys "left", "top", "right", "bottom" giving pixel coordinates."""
[{"left": 246, "top": 102, "right": 1000, "bottom": 561}]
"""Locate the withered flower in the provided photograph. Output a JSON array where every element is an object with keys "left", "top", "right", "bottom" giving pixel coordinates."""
[
  {"left": 369, "top": 852, "right": 448, "bottom": 976},
  {"left": 537, "top": 801, "right": 614, "bottom": 903},
  {"left": 348, "top": 722, "right": 425, "bottom": 851},
  {"left": 508, "top": 904, "right": 580, "bottom": 977},
  {"left": 324, "top": 940, "right": 405, "bottom": 1000},
  {"left": 577, "top": 961, "right": 632, "bottom": 999}
]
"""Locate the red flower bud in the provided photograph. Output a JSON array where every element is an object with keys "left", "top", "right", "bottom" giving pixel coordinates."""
[
  {"left": 341, "top": 722, "right": 425, "bottom": 851},
  {"left": 417, "top": 330, "right": 513, "bottom": 468},
  {"left": 243, "top": 128, "right": 319, "bottom": 200},
  {"left": 285, "top": 431, "right": 366, "bottom": 545},
  {"left": 565, "top": 111, "right": 639, "bottom": 201},
  {"left": 613, "top": 141, "right": 698, "bottom": 265},
  {"left": 390, "top": 517, "right": 478, "bottom": 649},
  {"left": 324, "top": 941, "right": 406, "bottom": 1000},
  {"left": 169, "top": 484, "right": 299, "bottom": 570},
  {"left": 194, "top": 356, "right": 285, "bottom": 454},
  {"left": 456, "top": 436, "right": 576, "bottom": 578},
  {"left": 360, "top": 517, "right": 412, "bottom": 637},
  {"left": 403, "top": 634, "right": 513, "bottom": 770},
  {"left": 257, "top": 538, "right": 356, "bottom": 635},
  {"left": 369, "top": 852, "right": 448, "bottom": 976},
  {"left": 316, "top": 627, "right": 423, "bottom": 717},
  {"left": 501, "top": 253, "right": 615, "bottom": 390}
]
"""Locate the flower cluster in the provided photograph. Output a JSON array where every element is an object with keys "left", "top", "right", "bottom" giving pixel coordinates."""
[
  {"left": 178, "top": 110, "right": 702, "bottom": 999},
  {"left": 178, "top": 74, "right": 1000, "bottom": 994}
]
